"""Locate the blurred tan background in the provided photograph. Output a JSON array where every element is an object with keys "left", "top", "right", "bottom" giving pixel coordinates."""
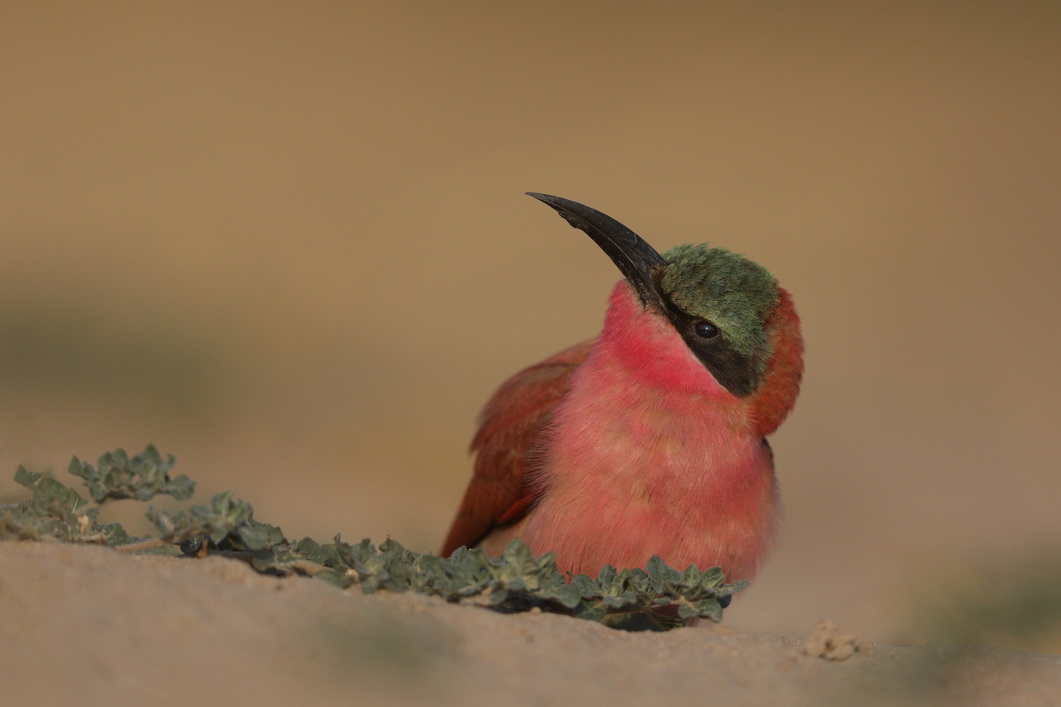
[{"left": 2, "top": 1, "right": 1059, "bottom": 646}]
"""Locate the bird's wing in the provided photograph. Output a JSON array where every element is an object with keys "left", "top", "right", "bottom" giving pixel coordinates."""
[{"left": 441, "top": 339, "right": 595, "bottom": 556}]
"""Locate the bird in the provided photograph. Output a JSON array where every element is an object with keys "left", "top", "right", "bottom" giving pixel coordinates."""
[{"left": 442, "top": 193, "right": 803, "bottom": 584}]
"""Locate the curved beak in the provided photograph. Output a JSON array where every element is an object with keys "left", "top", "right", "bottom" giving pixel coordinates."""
[{"left": 526, "top": 192, "right": 667, "bottom": 310}]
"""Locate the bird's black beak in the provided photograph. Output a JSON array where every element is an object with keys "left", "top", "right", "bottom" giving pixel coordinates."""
[{"left": 526, "top": 193, "right": 668, "bottom": 310}]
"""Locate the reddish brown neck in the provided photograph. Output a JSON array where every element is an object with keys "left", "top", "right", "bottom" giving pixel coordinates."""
[{"left": 749, "top": 287, "right": 804, "bottom": 437}]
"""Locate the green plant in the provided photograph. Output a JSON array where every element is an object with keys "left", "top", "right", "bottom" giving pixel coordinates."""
[{"left": 0, "top": 445, "right": 746, "bottom": 630}]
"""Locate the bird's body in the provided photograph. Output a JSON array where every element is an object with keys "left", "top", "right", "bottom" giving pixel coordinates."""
[{"left": 443, "top": 194, "right": 803, "bottom": 583}]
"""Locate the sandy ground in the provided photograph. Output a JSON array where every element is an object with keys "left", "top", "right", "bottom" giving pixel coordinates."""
[{"left": 3, "top": 541, "right": 1059, "bottom": 707}]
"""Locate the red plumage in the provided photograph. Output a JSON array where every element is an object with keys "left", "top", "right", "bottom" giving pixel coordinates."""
[{"left": 442, "top": 284, "right": 802, "bottom": 579}]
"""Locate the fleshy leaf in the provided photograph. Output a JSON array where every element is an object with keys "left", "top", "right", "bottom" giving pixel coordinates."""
[{"left": 2, "top": 445, "right": 748, "bottom": 631}]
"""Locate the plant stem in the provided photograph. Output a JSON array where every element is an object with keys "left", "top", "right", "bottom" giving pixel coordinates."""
[{"left": 114, "top": 537, "right": 169, "bottom": 553}]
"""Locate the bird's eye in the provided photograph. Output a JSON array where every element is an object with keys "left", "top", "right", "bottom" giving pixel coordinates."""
[{"left": 693, "top": 321, "right": 720, "bottom": 341}]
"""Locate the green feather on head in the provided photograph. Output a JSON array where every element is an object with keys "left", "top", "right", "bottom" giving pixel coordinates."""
[{"left": 660, "top": 244, "right": 779, "bottom": 359}]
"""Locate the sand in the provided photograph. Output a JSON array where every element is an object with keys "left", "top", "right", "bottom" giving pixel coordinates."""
[{"left": 2, "top": 541, "right": 1058, "bottom": 707}]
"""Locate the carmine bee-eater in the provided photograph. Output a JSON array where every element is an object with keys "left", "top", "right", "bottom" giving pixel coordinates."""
[{"left": 442, "top": 193, "right": 803, "bottom": 584}]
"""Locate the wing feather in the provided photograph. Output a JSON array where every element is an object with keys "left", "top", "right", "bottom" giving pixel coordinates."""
[{"left": 440, "top": 339, "right": 594, "bottom": 555}]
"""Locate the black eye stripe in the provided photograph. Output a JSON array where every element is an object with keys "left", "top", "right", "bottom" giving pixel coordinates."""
[{"left": 661, "top": 303, "right": 762, "bottom": 397}]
